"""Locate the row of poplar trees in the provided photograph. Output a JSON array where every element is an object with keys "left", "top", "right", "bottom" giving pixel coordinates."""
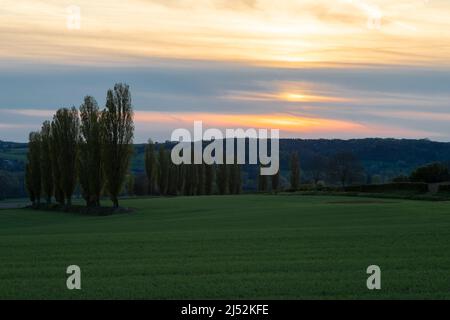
[
  {"left": 144, "top": 141, "right": 242, "bottom": 196},
  {"left": 257, "top": 152, "right": 300, "bottom": 193},
  {"left": 25, "top": 83, "right": 134, "bottom": 208}
]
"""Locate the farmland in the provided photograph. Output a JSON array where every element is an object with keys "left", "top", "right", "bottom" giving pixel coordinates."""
[{"left": 1, "top": 195, "right": 449, "bottom": 299}]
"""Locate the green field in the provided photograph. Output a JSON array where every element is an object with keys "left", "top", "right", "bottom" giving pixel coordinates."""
[{"left": 1, "top": 195, "right": 450, "bottom": 299}]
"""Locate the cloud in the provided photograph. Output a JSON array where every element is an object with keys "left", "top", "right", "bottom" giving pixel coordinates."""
[
  {"left": 1, "top": 0, "right": 450, "bottom": 66},
  {"left": 1, "top": 58, "right": 450, "bottom": 142}
]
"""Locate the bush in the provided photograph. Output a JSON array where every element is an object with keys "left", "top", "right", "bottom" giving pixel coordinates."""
[
  {"left": 344, "top": 182, "right": 428, "bottom": 194},
  {"left": 410, "top": 163, "right": 449, "bottom": 183}
]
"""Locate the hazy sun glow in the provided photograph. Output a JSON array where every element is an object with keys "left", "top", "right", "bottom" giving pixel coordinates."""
[{"left": 134, "top": 111, "right": 364, "bottom": 133}]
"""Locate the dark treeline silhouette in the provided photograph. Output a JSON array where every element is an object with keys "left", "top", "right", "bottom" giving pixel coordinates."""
[
  {"left": 5, "top": 138, "right": 450, "bottom": 200},
  {"left": 20, "top": 112, "right": 450, "bottom": 204},
  {"left": 144, "top": 141, "right": 242, "bottom": 196},
  {"left": 25, "top": 83, "right": 134, "bottom": 209}
]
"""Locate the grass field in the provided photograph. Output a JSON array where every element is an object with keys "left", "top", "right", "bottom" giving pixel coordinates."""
[{"left": 1, "top": 195, "right": 450, "bottom": 299}]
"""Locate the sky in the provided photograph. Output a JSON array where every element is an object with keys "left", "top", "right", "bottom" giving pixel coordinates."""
[{"left": 1, "top": 0, "right": 450, "bottom": 142}]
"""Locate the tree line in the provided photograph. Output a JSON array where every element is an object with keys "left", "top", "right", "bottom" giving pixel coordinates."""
[
  {"left": 144, "top": 140, "right": 242, "bottom": 196},
  {"left": 25, "top": 83, "right": 134, "bottom": 209},
  {"left": 24, "top": 81, "right": 372, "bottom": 207},
  {"left": 140, "top": 145, "right": 364, "bottom": 195}
]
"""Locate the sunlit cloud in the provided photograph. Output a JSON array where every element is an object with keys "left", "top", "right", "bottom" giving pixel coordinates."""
[
  {"left": 0, "top": 107, "right": 446, "bottom": 142},
  {"left": 1, "top": 0, "right": 450, "bottom": 67},
  {"left": 133, "top": 110, "right": 381, "bottom": 138}
]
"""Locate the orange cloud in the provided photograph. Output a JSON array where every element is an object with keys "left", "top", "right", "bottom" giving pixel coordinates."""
[
  {"left": 134, "top": 111, "right": 364, "bottom": 134},
  {"left": 2, "top": 0, "right": 450, "bottom": 67}
]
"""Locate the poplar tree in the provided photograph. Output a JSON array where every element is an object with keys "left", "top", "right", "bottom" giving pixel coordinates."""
[
  {"left": 79, "top": 96, "right": 102, "bottom": 207},
  {"left": 145, "top": 139, "right": 157, "bottom": 195},
  {"left": 168, "top": 163, "right": 179, "bottom": 195},
  {"left": 204, "top": 164, "right": 215, "bottom": 195},
  {"left": 290, "top": 152, "right": 300, "bottom": 190},
  {"left": 157, "top": 145, "right": 169, "bottom": 195},
  {"left": 216, "top": 164, "right": 228, "bottom": 195},
  {"left": 51, "top": 107, "right": 79, "bottom": 207},
  {"left": 228, "top": 164, "right": 241, "bottom": 194},
  {"left": 258, "top": 165, "right": 268, "bottom": 192},
  {"left": 50, "top": 129, "right": 65, "bottom": 205},
  {"left": 25, "top": 132, "right": 41, "bottom": 206},
  {"left": 40, "top": 121, "right": 53, "bottom": 205},
  {"left": 101, "top": 83, "right": 134, "bottom": 208},
  {"left": 126, "top": 173, "right": 135, "bottom": 196},
  {"left": 177, "top": 164, "right": 185, "bottom": 195},
  {"left": 271, "top": 171, "right": 280, "bottom": 194},
  {"left": 196, "top": 164, "right": 205, "bottom": 195},
  {"left": 25, "top": 163, "right": 35, "bottom": 205}
]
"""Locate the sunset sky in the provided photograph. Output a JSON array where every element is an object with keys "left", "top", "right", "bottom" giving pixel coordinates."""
[{"left": 1, "top": 0, "right": 450, "bottom": 142}]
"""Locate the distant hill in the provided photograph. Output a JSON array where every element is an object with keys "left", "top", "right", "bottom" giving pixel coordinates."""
[
  {"left": 132, "top": 138, "right": 450, "bottom": 178},
  {"left": 2, "top": 138, "right": 450, "bottom": 198}
]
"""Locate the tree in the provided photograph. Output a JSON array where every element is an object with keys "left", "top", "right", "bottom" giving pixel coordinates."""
[
  {"left": 258, "top": 166, "right": 268, "bottom": 192},
  {"left": 25, "top": 164, "right": 35, "bottom": 205},
  {"left": 196, "top": 164, "right": 205, "bottom": 195},
  {"left": 145, "top": 139, "right": 157, "bottom": 195},
  {"left": 79, "top": 96, "right": 103, "bottom": 207},
  {"left": 26, "top": 132, "right": 42, "bottom": 206},
  {"left": 271, "top": 170, "right": 280, "bottom": 193},
  {"left": 125, "top": 173, "right": 135, "bottom": 196},
  {"left": 228, "top": 164, "right": 241, "bottom": 194},
  {"left": 50, "top": 130, "right": 65, "bottom": 205},
  {"left": 167, "top": 163, "right": 179, "bottom": 196},
  {"left": 157, "top": 145, "right": 169, "bottom": 195},
  {"left": 290, "top": 152, "right": 300, "bottom": 190},
  {"left": 184, "top": 164, "right": 198, "bottom": 196},
  {"left": 410, "top": 162, "right": 450, "bottom": 183},
  {"left": 177, "top": 164, "right": 185, "bottom": 195},
  {"left": 216, "top": 164, "right": 228, "bottom": 195},
  {"left": 327, "top": 152, "right": 364, "bottom": 187},
  {"left": 307, "top": 155, "right": 327, "bottom": 185},
  {"left": 204, "top": 164, "right": 215, "bottom": 195},
  {"left": 40, "top": 121, "right": 53, "bottom": 205},
  {"left": 101, "top": 83, "right": 134, "bottom": 208},
  {"left": 51, "top": 107, "right": 79, "bottom": 207}
]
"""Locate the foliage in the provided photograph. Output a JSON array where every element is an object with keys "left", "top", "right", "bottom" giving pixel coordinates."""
[
  {"left": 78, "top": 96, "right": 103, "bottom": 206},
  {"left": 101, "top": 83, "right": 134, "bottom": 207},
  {"left": 410, "top": 162, "right": 450, "bottom": 183},
  {"left": 25, "top": 132, "right": 42, "bottom": 205},
  {"left": 327, "top": 152, "right": 364, "bottom": 187},
  {"left": 290, "top": 152, "right": 300, "bottom": 190},
  {"left": 144, "top": 139, "right": 157, "bottom": 195},
  {"left": 51, "top": 107, "right": 79, "bottom": 207}
]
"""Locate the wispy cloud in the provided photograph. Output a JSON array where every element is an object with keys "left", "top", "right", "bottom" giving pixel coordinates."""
[{"left": 1, "top": 0, "right": 449, "bottom": 66}]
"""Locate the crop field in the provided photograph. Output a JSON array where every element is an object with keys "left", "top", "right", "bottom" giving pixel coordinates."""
[{"left": 0, "top": 195, "right": 449, "bottom": 299}]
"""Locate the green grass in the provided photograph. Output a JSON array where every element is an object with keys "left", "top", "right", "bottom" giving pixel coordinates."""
[{"left": 1, "top": 195, "right": 450, "bottom": 299}]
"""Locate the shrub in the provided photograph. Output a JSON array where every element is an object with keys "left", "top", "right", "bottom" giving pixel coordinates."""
[{"left": 344, "top": 182, "right": 428, "bottom": 194}]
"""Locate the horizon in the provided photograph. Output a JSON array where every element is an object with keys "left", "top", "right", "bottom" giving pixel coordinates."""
[
  {"left": 1, "top": 1, "right": 450, "bottom": 142},
  {"left": 2, "top": 136, "right": 450, "bottom": 145}
]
